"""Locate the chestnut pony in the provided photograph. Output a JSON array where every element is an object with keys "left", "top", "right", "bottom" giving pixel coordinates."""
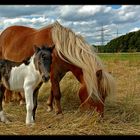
[{"left": 0, "top": 21, "right": 115, "bottom": 117}]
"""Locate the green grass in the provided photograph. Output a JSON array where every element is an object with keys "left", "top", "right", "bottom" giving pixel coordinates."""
[{"left": 98, "top": 52, "right": 140, "bottom": 62}]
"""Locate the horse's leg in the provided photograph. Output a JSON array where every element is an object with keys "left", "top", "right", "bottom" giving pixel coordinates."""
[
  {"left": 32, "top": 83, "right": 42, "bottom": 121},
  {"left": 71, "top": 67, "right": 105, "bottom": 117},
  {"left": 46, "top": 89, "right": 54, "bottom": 112},
  {"left": 0, "top": 85, "right": 9, "bottom": 123},
  {"left": 48, "top": 71, "right": 66, "bottom": 114},
  {"left": 24, "top": 86, "right": 34, "bottom": 124},
  {"left": 78, "top": 83, "right": 104, "bottom": 117},
  {"left": 3, "top": 89, "right": 12, "bottom": 104},
  {"left": 18, "top": 92, "right": 25, "bottom": 105},
  {"left": 52, "top": 81, "right": 62, "bottom": 115}
]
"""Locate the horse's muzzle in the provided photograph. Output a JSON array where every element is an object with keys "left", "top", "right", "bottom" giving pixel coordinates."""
[{"left": 42, "top": 75, "right": 50, "bottom": 82}]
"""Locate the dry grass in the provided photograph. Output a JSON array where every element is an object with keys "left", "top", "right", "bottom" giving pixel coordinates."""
[{"left": 0, "top": 53, "right": 140, "bottom": 135}]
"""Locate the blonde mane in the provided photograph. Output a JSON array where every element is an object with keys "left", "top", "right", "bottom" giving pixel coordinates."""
[
  {"left": 38, "top": 22, "right": 54, "bottom": 31},
  {"left": 51, "top": 21, "right": 115, "bottom": 102}
]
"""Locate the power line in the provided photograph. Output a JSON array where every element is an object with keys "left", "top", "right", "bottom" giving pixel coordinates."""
[
  {"left": 112, "top": 25, "right": 122, "bottom": 38},
  {"left": 93, "top": 24, "right": 122, "bottom": 46},
  {"left": 96, "top": 23, "right": 111, "bottom": 46},
  {"left": 116, "top": 28, "right": 122, "bottom": 38}
]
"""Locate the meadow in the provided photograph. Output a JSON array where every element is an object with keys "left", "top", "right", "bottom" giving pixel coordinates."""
[{"left": 0, "top": 53, "right": 140, "bottom": 135}]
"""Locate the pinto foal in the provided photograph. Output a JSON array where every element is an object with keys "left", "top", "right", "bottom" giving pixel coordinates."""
[{"left": 0, "top": 46, "right": 53, "bottom": 124}]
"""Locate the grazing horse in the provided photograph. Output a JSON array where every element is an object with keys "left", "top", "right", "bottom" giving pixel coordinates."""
[
  {"left": 0, "top": 46, "right": 53, "bottom": 124},
  {"left": 0, "top": 21, "right": 115, "bottom": 117}
]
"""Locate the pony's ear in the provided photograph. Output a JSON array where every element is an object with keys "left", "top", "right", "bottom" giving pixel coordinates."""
[
  {"left": 48, "top": 45, "right": 55, "bottom": 53},
  {"left": 33, "top": 45, "right": 40, "bottom": 53},
  {"left": 23, "top": 57, "right": 30, "bottom": 65},
  {"left": 42, "top": 45, "right": 55, "bottom": 53},
  {"left": 42, "top": 45, "right": 46, "bottom": 48},
  {"left": 96, "top": 69, "right": 102, "bottom": 81}
]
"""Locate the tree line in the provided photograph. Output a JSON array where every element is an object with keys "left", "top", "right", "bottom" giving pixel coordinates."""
[{"left": 94, "top": 30, "right": 140, "bottom": 52}]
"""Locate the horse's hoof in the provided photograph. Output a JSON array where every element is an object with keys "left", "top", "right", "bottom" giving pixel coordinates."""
[
  {"left": 5, "top": 119, "right": 11, "bottom": 124},
  {"left": 26, "top": 120, "right": 35, "bottom": 126},
  {"left": 2, "top": 101, "right": 9, "bottom": 106},
  {"left": 1, "top": 118, "right": 10, "bottom": 124},
  {"left": 26, "top": 118, "right": 35, "bottom": 125},
  {"left": 55, "top": 111, "right": 63, "bottom": 115},
  {"left": 26, "top": 122, "right": 35, "bottom": 127},
  {"left": 47, "top": 106, "right": 53, "bottom": 112},
  {"left": 55, "top": 113, "right": 64, "bottom": 120},
  {"left": 0, "top": 111, "right": 10, "bottom": 124},
  {"left": 19, "top": 100, "right": 25, "bottom": 106}
]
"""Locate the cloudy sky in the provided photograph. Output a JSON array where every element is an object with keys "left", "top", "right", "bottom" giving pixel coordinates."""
[{"left": 0, "top": 5, "right": 139, "bottom": 45}]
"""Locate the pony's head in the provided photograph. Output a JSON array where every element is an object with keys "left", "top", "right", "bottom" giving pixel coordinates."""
[{"left": 33, "top": 45, "right": 54, "bottom": 82}]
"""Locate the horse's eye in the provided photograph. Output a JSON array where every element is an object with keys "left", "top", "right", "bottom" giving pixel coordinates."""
[
  {"left": 42, "top": 57, "right": 46, "bottom": 60},
  {"left": 42, "top": 54, "right": 47, "bottom": 58},
  {"left": 38, "top": 61, "right": 41, "bottom": 65}
]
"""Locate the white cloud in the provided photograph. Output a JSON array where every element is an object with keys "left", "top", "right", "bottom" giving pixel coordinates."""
[
  {"left": 78, "top": 5, "right": 103, "bottom": 14},
  {"left": 78, "top": 5, "right": 111, "bottom": 15},
  {"left": 129, "top": 27, "right": 140, "bottom": 32},
  {"left": 116, "top": 5, "right": 140, "bottom": 23},
  {"left": 1, "top": 16, "right": 52, "bottom": 30},
  {"left": 0, "top": 5, "right": 140, "bottom": 45}
]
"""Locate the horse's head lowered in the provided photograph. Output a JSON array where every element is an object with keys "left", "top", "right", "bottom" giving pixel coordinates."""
[{"left": 34, "top": 45, "right": 54, "bottom": 82}]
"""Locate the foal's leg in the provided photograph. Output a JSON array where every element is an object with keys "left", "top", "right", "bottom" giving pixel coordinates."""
[
  {"left": 32, "top": 90, "right": 39, "bottom": 121},
  {"left": 0, "top": 85, "right": 9, "bottom": 123},
  {"left": 24, "top": 86, "right": 34, "bottom": 124},
  {"left": 32, "top": 83, "right": 42, "bottom": 121}
]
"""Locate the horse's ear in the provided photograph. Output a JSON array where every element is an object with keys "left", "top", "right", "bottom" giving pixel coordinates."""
[
  {"left": 48, "top": 45, "right": 55, "bottom": 53},
  {"left": 96, "top": 69, "right": 102, "bottom": 81},
  {"left": 33, "top": 45, "right": 40, "bottom": 53},
  {"left": 23, "top": 57, "right": 30, "bottom": 65},
  {"left": 42, "top": 45, "right": 55, "bottom": 53}
]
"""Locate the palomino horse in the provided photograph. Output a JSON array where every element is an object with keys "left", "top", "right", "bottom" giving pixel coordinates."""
[
  {"left": 0, "top": 21, "right": 115, "bottom": 117},
  {"left": 0, "top": 46, "right": 53, "bottom": 124}
]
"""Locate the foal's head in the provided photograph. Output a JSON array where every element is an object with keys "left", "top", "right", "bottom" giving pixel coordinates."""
[{"left": 34, "top": 45, "right": 54, "bottom": 82}]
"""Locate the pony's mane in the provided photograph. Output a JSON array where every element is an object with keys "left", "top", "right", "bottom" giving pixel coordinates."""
[
  {"left": 38, "top": 22, "right": 54, "bottom": 31},
  {"left": 52, "top": 21, "right": 116, "bottom": 102}
]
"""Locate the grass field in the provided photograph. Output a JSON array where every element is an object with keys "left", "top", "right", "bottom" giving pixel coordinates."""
[{"left": 0, "top": 53, "right": 140, "bottom": 135}]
